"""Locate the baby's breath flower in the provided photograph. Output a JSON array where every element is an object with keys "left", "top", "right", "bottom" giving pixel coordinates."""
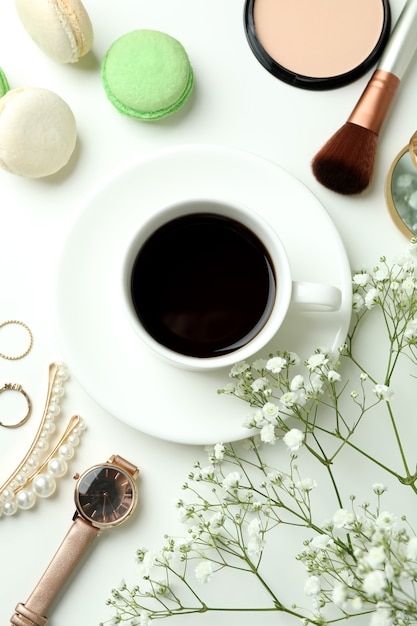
[
  {"left": 260, "top": 422, "right": 276, "bottom": 444},
  {"left": 373, "top": 484, "right": 387, "bottom": 495},
  {"left": 332, "top": 582, "right": 348, "bottom": 608},
  {"left": 265, "top": 356, "right": 287, "bottom": 373},
  {"left": 406, "top": 536, "right": 417, "bottom": 560},
  {"left": 133, "top": 611, "right": 152, "bottom": 626},
  {"left": 218, "top": 382, "right": 235, "bottom": 394},
  {"left": 332, "top": 509, "right": 355, "bottom": 529},
  {"left": 296, "top": 477, "right": 317, "bottom": 492},
  {"left": 310, "top": 534, "right": 334, "bottom": 550},
  {"left": 221, "top": 471, "right": 241, "bottom": 491},
  {"left": 306, "top": 353, "right": 329, "bottom": 371},
  {"left": 404, "top": 318, "right": 417, "bottom": 340},
  {"left": 373, "top": 384, "right": 393, "bottom": 401},
  {"left": 280, "top": 391, "right": 298, "bottom": 407},
  {"left": 290, "top": 374, "right": 304, "bottom": 390},
  {"left": 283, "top": 428, "right": 304, "bottom": 452},
  {"left": 363, "top": 570, "right": 386, "bottom": 595},
  {"left": 327, "top": 370, "right": 341, "bottom": 382},
  {"left": 352, "top": 292, "right": 365, "bottom": 311},
  {"left": 374, "top": 267, "right": 389, "bottom": 282},
  {"left": 252, "top": 359, "right": 267, "bottom": 371},
  {"left": 247, "top": 535, "right": 265, "bottom": 558},
  {"left": 213, "top": 443, "right": 225, "bottom": 461},
  {"left": 262, "top": 401, "right": 279, "bottom": 420},
  {"left": 251, "top": 377, "right": 269, "bottom": 393},
  {"left": 353, "top": 272, "right": 369, "bottom": 286},
  {"left": 365, "top": 288, "right": 380, "bottom": 308},
  {"left": 375, "top": 512, "right": 396, "bottom": 531},
  {"left": 242, "top": 411, "right": 260, "bottom": 429},
  {"left": 230, "top": 361, "right": 250, "bottom": 377},
  {"left": 247, "top": 518, "right": 261, "bottom": 536},
  {"left": 364, "top": 545, "right": 386, "bottom": 569},
  {"left": 195, "top": 560, "right": 214, "bottom": 583},
  {"left": 306, "top": 373, "right": 324, "bottom": 395},
  {"left": 266, "top": 470, "right": 283, "bottom": 485},
  {"left": 208, "top": 512, "right": 225, "bottom": 533},
  {"left": 304, "top": 575, "right": 321, "bottom": 597},
  {"left": 288, "top": 352, "right": 301, "bottom": 365},
  {"left": 136, "top": 550, "right": 156, "bottom": 578},
  {"left": 370, "top": 607, "right": 393, "bottom": 626},
  {"left": 350, "top": 596, "right": 363, "bottom": 610},
  {"left": 402, "top": 276, "right": 416, "bottom": 295}
]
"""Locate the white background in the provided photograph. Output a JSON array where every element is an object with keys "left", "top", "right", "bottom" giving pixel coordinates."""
[{"left": 0, "top": 0, "right": 415, "bottom": 624}]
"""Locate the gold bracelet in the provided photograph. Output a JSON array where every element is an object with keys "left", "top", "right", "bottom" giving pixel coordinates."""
[{"left": 0, "top": 362, "right": 86, "bottom": 517}]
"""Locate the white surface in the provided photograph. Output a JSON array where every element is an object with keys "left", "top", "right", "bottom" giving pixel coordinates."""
[
  {"left": 0, "top": 0, "right": 415, "bottom": 625},
  {"left": 54, "top": 144, "right": 352, "bottom": 444}
]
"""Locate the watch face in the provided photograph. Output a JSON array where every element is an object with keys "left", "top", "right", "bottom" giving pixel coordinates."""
[{"left": 75, "top": 463, "right": 137, "bottom": 528}]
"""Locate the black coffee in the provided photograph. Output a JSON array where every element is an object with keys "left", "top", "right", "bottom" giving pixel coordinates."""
[{"left": 131, "top": 213, "right": 276, "bottom": 358}]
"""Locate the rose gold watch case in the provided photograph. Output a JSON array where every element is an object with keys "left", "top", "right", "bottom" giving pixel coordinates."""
[{"left": 74, "top": 460, "right": 139, "bottom": 529}]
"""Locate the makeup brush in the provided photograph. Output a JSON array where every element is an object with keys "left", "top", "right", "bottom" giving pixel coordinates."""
[{"left": 312, "top": 0, "right": 417, "bottom": 195}]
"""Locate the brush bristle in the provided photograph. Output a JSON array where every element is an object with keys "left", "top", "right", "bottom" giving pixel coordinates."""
[{"left": 312, "top": 122, "right": 378, "bottom": 195}]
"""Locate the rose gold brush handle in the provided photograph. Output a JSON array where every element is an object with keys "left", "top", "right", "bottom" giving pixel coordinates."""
[{"left": 348, "top": 0, "right": 417, "bottom": 134}]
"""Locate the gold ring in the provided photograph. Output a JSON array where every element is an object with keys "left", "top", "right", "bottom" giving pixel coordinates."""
[
  {"left": 0, "top": 383, "right": 32, "bottom": 428},
  {"left": 0, "top": 320, "right": 33, "bottom": 360}
]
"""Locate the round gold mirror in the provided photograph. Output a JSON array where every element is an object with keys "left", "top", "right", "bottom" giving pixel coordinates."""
[{"left": 385, "top": 131, "right": 417, "bottom": 238}]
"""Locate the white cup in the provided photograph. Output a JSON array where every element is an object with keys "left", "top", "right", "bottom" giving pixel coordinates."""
[{"left": 120, "top": 198, "right": 341, "bottom": 370}]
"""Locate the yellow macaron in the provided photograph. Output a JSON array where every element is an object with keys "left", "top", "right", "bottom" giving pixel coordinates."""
[{"left": 14, "top": 0, "right": 93, "bottom": 63}]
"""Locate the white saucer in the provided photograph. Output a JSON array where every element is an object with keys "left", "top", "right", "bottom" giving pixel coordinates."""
[{"left": 54, "top": 144, "right": 352, "bottom": 445}]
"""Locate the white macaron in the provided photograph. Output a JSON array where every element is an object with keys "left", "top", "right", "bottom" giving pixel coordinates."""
[
  {"left": 0, "top": 87, "right": 77, "bottom": 178},
  {"left": 15, "top": 0, "right": 93, "bottom": 63}
]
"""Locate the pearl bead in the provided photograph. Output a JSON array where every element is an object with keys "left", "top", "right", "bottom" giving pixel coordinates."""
[
  {"left": 42, "top": 422, "right": 56, "bottom": 434},
  {"left": 73, "top": 424, "right": 85, "bottom": 436},
  {"left": 3, "top": 500, "right": 17, "bottom": 516},
  {"left": 27, "top": 456, "right": 39, "bottom": 469},
  {"left": 48, "top": 403, "right": 61, "bottom": 416},
  {"left": 33, "top": 474, "right": 56, "bottom": 498},
  {"left": 57, "top": 368, "right": 68, "bottom": 381},
  {"left": 2, "top": 488, "right": 14, "bottom": 501},
  {"left": 37, "top": 439, "right": 49, "bottom": 451},
  {"left": 58, "top": 444, "right": 74, "bottom": 460},
  {"left": 15, "top": 473, "right": 26, "bottom": 486},
  {"left": 52, "top": 384, "right": 64, "bottom": 397},
  {"left": 16, "top": 489, "right": 36, "bottom": 510},
  {"left": 48, "top": 457, "right": 68, "bottom": 478},
  {"left": 68, "top": 434, "right": 80, "bottom": 447}
]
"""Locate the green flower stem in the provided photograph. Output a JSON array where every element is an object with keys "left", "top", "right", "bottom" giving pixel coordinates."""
[{"left": 386, "top": 400, "right": 415, "bottom": 486}]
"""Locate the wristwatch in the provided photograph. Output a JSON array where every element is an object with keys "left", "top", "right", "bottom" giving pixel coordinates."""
[{"left": 10, "top": 455, "right": 139, "bottom": 626}]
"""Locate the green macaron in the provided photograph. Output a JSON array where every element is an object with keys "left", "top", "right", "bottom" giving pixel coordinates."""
[
  {"left": 101, "top": 29, "right": 194, "bottom": 121},
  {"left": 0, "top": 67, "right": 9, "bottom": 98}
]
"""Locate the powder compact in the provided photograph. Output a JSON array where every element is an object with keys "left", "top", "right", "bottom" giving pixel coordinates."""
[{"left": 244, "top": 0, "right": 391, "bottom": 90}]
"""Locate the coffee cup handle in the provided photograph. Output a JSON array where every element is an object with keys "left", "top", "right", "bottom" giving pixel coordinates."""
[{"left": 291, "top": 281, "right": 341, "bottom": 312}]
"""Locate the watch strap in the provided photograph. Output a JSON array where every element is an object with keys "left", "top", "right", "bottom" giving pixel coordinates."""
[
  {"left": 11, "top": 516, "right": 99, "bottom": 626},
  {"left": 109, "top": 454, "right": 139, "bottom": 479}
]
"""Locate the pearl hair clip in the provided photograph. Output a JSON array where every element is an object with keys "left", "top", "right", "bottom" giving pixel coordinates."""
[{"left": 0, "top": 362, "right": 85, "bottom": 517}]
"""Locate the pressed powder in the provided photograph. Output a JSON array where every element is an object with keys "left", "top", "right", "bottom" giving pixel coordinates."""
[{"left": 245, "top": 0, "right": 391, "bottom": 89}]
